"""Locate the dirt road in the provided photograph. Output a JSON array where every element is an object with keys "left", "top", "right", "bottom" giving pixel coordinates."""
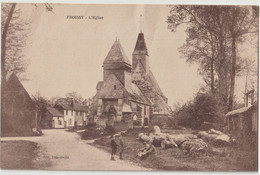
[{"left": 1, "top": 129, "right": 148, "bottom": 171}]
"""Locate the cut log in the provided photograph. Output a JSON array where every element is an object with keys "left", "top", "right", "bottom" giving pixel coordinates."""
[
  {"left": 166, "top": 134, "right": 178, "bottom": 147},
  {"left": 170, "top": 134, "right": 197, "bottom": 146},
  {"left": 198, "top": 129, "right": 231, "bottom": 146},
  {"left": 138, "top": 133, "right": 153, "bottom": 142}
]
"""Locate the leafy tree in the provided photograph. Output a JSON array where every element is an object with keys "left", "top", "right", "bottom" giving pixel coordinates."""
[
  {"left": 32, "top": 92, "right": 51, "bottom": 126},
  {"left": 65, "top": 91, "right": 84, "bottom": 105},
  {"left": 167, "top": 5, "right": 258, "bottom": 110},
  {"left": 225, "top": 6, "right": 258, "bottom": 110}
]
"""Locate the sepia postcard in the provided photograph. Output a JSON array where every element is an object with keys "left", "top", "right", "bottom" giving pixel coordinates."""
[{"left": 0, "top": 2, "right": 259, "bottom": 172}]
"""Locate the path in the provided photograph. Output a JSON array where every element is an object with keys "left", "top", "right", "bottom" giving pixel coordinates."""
[{"left": 1, "top": 129, "right": 148, "bottom": 170}]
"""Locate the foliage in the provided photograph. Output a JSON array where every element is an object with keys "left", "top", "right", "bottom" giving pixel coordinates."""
[
  {"left": 65, "top": 91, "right": 84, "bottom": 104},
  {"left": 167, "top": 5, "right": 258, "bottom": 110},
  {"left": 172, "top": 92, "right": 223, "bottom": 129},
  {"left": 51, "top": 91, "right": 87, "bottom": 105}
]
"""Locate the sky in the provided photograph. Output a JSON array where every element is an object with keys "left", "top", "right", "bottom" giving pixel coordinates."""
[{"left": 16, "top": 3, "right": 258, "bottom": 107}]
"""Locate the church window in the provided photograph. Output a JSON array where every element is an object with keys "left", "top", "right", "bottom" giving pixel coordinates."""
[
  {"left": 144, "top": 106, "right": 146, "bottom": 115},
  {"left": 114, "top": 85, "right": 116, "bottom": 90}
]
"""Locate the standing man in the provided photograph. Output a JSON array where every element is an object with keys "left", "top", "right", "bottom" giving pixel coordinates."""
[
  {"left": 119, "top": 133, "right": 124, "bottom": 160},
  {"left": 110, "top": 135, "right": 117, "bottom": 161}
]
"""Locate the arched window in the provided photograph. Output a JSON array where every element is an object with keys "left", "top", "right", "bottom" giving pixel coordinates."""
[{"left": 114, "top": 85, "right": 116, "bottom": 90}]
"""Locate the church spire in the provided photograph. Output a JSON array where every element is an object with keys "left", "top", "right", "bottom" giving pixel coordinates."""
[
  {"left": 133, "top": 32, "right": 148, "bottom": 55},
  {"left": 132, "top": 32, "right": 149, "bottom": 74}
]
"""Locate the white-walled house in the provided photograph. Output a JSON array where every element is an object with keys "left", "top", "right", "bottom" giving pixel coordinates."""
[
  {"left": 43, "top": 107, "right": 64, "bottom": 129},
  {"left": 54, "top": 103, "right": 89, "bottom": 128}
]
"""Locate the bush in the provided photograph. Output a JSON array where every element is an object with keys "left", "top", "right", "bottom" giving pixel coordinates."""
[
  {"left": 105, "top": 125, "right": 115, "bottom": 134},
  {"left": 172, "top": 92, "right": 223, "bottom": 130}
]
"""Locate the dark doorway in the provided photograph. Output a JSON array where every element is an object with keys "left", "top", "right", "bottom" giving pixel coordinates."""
[{"left": 144, "top": 118, "right": 148, "bottom": 126}]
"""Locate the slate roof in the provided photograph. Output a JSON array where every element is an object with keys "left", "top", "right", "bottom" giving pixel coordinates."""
[
  {"left": 103, "top": 39, "right": 131, "bottom": 65},
  {"left": 127, "top": 83, "right": 153, "bottom": 105},
  {"left": 96, "top": 81, "right": 103, "bottom": 90},
  {"left": 47, "top": 107, "right": 63, "bottom": 117},
  {"left": 148, "top": 70, "right": 166, "bottom": 99},
  {"left": 133, "top": 70, "right": 172, "bottom": 115},
  {"left": 133, "top": 33, "right": 148, "bottom": 55},
  {"left": 56, "top": 103, "right": 88, "bottom": 112},
  {"left": 95, "top": 74, "right": 152, "bottom": 105}
]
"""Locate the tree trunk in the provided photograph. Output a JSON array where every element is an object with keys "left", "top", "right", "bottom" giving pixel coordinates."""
[
  {"left": 218, "top": 35, "right": 228, "bottom": 105},
  {"left": 228, "top": 36, "right": 237, "bottom": 111},
  {"left": 215, "top": 11, "right": 228, "bottom": 106},
  {"left": 1, "top": 3, "right": 16, "bottom": 117},
  {"left": 210, "top": 56, "right": 214, "bottom": 94}
]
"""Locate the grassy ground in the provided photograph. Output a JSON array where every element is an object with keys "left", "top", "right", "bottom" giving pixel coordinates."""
[
  {"left": 1, "top": 140, "right": 46, "bottom": 169},
  {"left": 67, "top": 122, "right": 130, "bottom": 140},
  {"left": 92, "top": 127, "right": 258, "bottom": 171}
]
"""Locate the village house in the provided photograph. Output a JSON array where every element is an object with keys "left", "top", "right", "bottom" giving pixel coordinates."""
[
  {"left": 93, "top": 32, "right": 172, "bottom": 127},
  {"left": 1, "top": 73, "right": 40, "bottom": 136},
  {"left": 41, "top": 107, "right": 64, "bottom": 129},
  {"left": 54, "top": 102, "right": 88, "bottom": 128}
]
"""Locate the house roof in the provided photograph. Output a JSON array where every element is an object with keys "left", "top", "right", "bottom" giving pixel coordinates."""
[
  {"left": 103, "top": 39, "right": 131, "bottom": 65},
  {"left": 5, "top": 73, "right": 37, "bottom": 110},
  {"left": 56, "top": 103, "right": 88, "bottom": 112},
  {"left": 225, "top": 105, "right": 256, "bottom": 117},
  {"left": 47, "top": 107, "right": 63, "bottom": 117}
]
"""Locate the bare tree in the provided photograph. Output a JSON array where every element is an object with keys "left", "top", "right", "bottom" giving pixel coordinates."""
[{"left": 1, "top": 3, "right": 53, "bottom": 116}]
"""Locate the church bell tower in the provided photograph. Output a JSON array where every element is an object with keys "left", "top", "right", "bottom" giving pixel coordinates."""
[{"left": 132, "top": 32, "right": 149, "bottom": 74}]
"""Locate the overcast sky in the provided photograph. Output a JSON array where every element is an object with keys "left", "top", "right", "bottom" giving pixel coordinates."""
[{"left": 18, "top": 3, "right": 257, "bottom": 106}]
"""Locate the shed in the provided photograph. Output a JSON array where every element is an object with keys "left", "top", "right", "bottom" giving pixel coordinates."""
[{"left": 225, "top": 103, "right": 257, "bottom": 134}]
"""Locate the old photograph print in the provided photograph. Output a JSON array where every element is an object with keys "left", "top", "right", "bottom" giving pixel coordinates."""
[{"left": 1, "top": 3, "right": 259, "bottom": 171}]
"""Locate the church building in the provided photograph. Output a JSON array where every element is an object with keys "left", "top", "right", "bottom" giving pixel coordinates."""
[{"left": 94, "top": 32, "right": 172, "bottom": 127}]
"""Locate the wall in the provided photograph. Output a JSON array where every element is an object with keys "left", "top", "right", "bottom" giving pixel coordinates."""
[
  {"left": 251, "top": 109, "right": 257, "bottom": 133},
  {"left": 53, "top": 116, "right": 64, "bottom": 128},
  {"left": 64, "top": 110, "right": 74, "bottom": 127}
]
